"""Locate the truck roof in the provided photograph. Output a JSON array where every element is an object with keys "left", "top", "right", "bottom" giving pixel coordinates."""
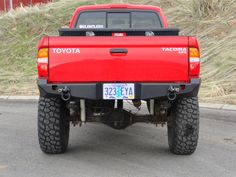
[
  {"left": 74, "top": 4, "right": 162, "bottom": 11},
  {"left": 69, "top": 4, "right": 168, "bottom": 28}
]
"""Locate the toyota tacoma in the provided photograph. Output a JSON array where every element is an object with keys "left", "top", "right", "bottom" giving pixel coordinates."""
[{"left": 37, "top": 4, "right": 201, "bottom": 155}]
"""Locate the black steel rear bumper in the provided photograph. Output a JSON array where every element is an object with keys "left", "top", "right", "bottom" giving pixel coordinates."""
[{"left": 37, "top": 79, "right": 201, "bottom": 100}]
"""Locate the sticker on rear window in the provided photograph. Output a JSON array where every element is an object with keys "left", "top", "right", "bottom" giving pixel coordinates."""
[{"left": 79, "top": 24, "right": 104, "bottom": 29}]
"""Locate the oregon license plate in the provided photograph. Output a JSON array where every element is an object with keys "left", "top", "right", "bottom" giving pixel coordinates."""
[{"left": 103, "top": 83, "right": 135, "bottom": 100}]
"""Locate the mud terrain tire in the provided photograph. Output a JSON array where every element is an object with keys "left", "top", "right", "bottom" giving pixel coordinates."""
[
  {"left": 38, "top": 96, "right": 70, "bottom": 154},
  {"left": 168, "top": 97, "right": 199, "bottom": 155}
]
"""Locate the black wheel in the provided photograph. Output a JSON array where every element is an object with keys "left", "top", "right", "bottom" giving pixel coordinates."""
[
  {"left": 168, "top": 97, "right": 199, "bottom": 155},
  {"left": 38, "top": 96, "right": 70, "bottom": 154}
]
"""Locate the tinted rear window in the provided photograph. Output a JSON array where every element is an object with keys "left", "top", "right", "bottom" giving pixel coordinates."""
[
  {"left": 76, "top": 11, "right": 162, "bottom": 29},
  {"left": 77, "top": 12, "right": 106, "bottom": 29},
  {"left": 107, "top": 13, "right": 130, "bottom": 29},
  {"left": 131, "top": 12, "right": 162, "bottom": 28}
]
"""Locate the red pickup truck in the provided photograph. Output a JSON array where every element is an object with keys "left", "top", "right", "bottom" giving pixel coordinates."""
[{"left": 37, "top": 4, "right": 201, "bottom": 155}]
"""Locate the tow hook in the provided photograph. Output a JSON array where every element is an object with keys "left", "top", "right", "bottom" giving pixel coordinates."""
[
  {"left": 167, "top": 86, "right": 180, "bottom": 101},
  {"left": 58, "top": 86, "right": 71, "bottom": 101}
]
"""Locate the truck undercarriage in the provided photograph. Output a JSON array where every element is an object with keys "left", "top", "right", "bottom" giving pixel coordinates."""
[{"left": 38, "top": 78, "right": 200, "bottom": 130}]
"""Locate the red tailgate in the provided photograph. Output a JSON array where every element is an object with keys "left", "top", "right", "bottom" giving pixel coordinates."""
[{"left": 48, "top": 36, "right": 189, "bottom": 83}]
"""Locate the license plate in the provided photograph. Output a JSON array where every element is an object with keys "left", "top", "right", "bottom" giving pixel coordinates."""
[{"left": 103, "top": 83, "right": 135, "bottom": 100}]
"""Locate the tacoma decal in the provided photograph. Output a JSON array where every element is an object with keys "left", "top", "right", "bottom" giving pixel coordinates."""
[{"left": 162, "top": 48, "right": 187, "bottom": 54}]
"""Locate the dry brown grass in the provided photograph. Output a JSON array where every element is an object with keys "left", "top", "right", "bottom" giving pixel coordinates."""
[
  {"left": 0, "top": 0, "right": 110, "bottom": 96},
  {"left": 125, "top": 0, "right": 236, "bottom": 104}
]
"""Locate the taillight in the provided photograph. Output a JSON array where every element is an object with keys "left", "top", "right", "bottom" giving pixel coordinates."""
[
  {"left": 189, "top": 47, "right": 200, "bottom": 76},
  {"left": 37, "top": 48, "right": 48, "bottom": 78}
]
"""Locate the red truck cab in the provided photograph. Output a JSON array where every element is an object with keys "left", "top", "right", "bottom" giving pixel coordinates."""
[{"left": 37, "top": 4, "right": 201, "bottom": 155}]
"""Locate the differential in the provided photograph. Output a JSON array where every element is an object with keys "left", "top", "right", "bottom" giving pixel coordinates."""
[{"left": 101, "top": 109, "right": 133, "bottom": 130}]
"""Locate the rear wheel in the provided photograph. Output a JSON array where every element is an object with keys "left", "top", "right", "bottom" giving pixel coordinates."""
[
  {"left": 168, "top": 97, "right": 199, "bottom": 155},
  {"left": 38, "top": 96, "right": 70, "bottom": 154}
]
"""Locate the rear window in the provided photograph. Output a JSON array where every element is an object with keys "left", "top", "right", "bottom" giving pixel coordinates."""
[
  {"left": 107, "top": 13, "right": 130, "bottom": 29},
  {"left": 77, "top": 12, "right": 106, "bottom": 29},
  {"left": 131, "top": 12, "right": 162, "bottom": 28},
  {"left": 76, "top": 11, "right": 162, "bottom": 29}
]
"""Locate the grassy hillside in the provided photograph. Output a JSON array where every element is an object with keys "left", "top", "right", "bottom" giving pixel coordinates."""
[
  {"left": 0, "top": 0, "right": 111, "bottom": 95},
  {"left": 0, "top": 0, "right": 236, "bottom": 104}
]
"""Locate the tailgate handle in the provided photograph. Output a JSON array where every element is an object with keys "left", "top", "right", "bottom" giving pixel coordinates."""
[{"left": 110, "top": 48, "right": 128, "bottom": 54}]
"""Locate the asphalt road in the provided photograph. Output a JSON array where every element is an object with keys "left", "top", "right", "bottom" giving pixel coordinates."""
[{"left": 0, "top": 100, "right": 236, "bottom": 177}]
